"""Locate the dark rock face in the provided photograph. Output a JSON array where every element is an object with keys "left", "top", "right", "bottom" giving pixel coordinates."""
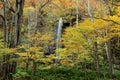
[
  {"left": 63, "top": 22, "right": 70, "bottom": 28},
  {"left": 44, "top": 45, "right": 55, "bottom": 56}
]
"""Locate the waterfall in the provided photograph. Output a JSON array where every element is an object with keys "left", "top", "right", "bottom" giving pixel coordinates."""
[
  {"left": 56, "top": 18, "right": 63, "bottom": 49},
  {"left": 55, "top": 18, "right": 63, "bottom": 64}
]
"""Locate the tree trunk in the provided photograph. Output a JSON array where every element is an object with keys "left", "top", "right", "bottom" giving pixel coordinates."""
[
  {"left": 10, "top": 0, "right": 24, "bottom": 47},
  {"left": 104, "top": 0, "right": 111, "bottom": 15},
  {"left": 87, "top": 0, "right": 93, "bottom": 21},
  {"left": 104, "top": 0, "right": 113, "bottom": 78},
  {"left": 94, "top": 42, "right": 100, "bottom": 78},
  {"left": 2, "top": 0, "right": 8, "bottom": 48},
  {"left": 76, "top": 0, "right": 79, "bottom": 25},
  {"left": 107, "top": 40, "right": 113, "bottom": 78},
  {"left": 33, "top": 61, "right": 37, "bottom": 78},
  {"left": 105, "top": 39, "right": 113, "bottom": 78},
  {"left": 26, "top": 59, "right": 29, "bottom": 72}
]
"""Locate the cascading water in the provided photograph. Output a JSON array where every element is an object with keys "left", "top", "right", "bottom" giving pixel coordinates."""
[
  {"left": 56, "top": 18, "right": 63, "bottom": 49},
  {"left": 55, "top": 18, "right": 63, "bottom": 64}
]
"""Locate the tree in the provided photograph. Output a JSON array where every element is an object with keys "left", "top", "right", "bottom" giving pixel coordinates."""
[
  {"left": 0, "top": 0, "right": 25, "bottom": 80},
  {"left": 10, "top": 0, "right": 25, "bottom": 47}
]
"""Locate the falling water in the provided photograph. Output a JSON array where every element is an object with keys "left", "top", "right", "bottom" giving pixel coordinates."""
[
  {"left": 56, "top": 18, "right": 63, "bottom": 49},
  {"left": 55, "top": 18, "right": 63, "bottom": 64}
]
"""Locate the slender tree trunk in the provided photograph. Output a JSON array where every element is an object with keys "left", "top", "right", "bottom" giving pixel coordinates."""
[
  {"left": 105, "top": 40, "right": 113, "bottom": 78},
  {"left": 76, "top": 0, "right": 79, "bottom": 25},
  {"left": 26, "top": 59, "right": 29, "bottom": 72},
  {"left": 2, "top": 1, "right": 11, "bottom": 80},
  {"left": 105, "top": 27, "right": 113, "bottom": 78},
  {"left": 104, "top": 0, "right": 111, "bottom": 15},
  {"left": 94, "top": 42, "right": 100, "bottom": 78},
  {"left": 87, "top": 0, "right": 93, "bottom": 21},
  {"left": 33, "top": 61, "right": 37, "bottom": 75},
  {"left": 2, "top": 0, "right": 8, "bottom": 47},
  {"left": 104, "top": 0, "right": 113, "bottom": 78}
]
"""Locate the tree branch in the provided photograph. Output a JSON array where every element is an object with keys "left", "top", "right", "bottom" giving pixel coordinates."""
[
  {"left": 40, "top": 0, "right": 51, "bottom": 10},
  {"left": 94, "top": 16, "right": 120, "bottom": 25},
  {"left": 0, "top": 14, "right": 5, "bottom": 21}
]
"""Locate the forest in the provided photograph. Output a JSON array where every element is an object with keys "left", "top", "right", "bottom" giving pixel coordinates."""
[{"left": 0, "top": 0, "right": 120, "bottom": 80}]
